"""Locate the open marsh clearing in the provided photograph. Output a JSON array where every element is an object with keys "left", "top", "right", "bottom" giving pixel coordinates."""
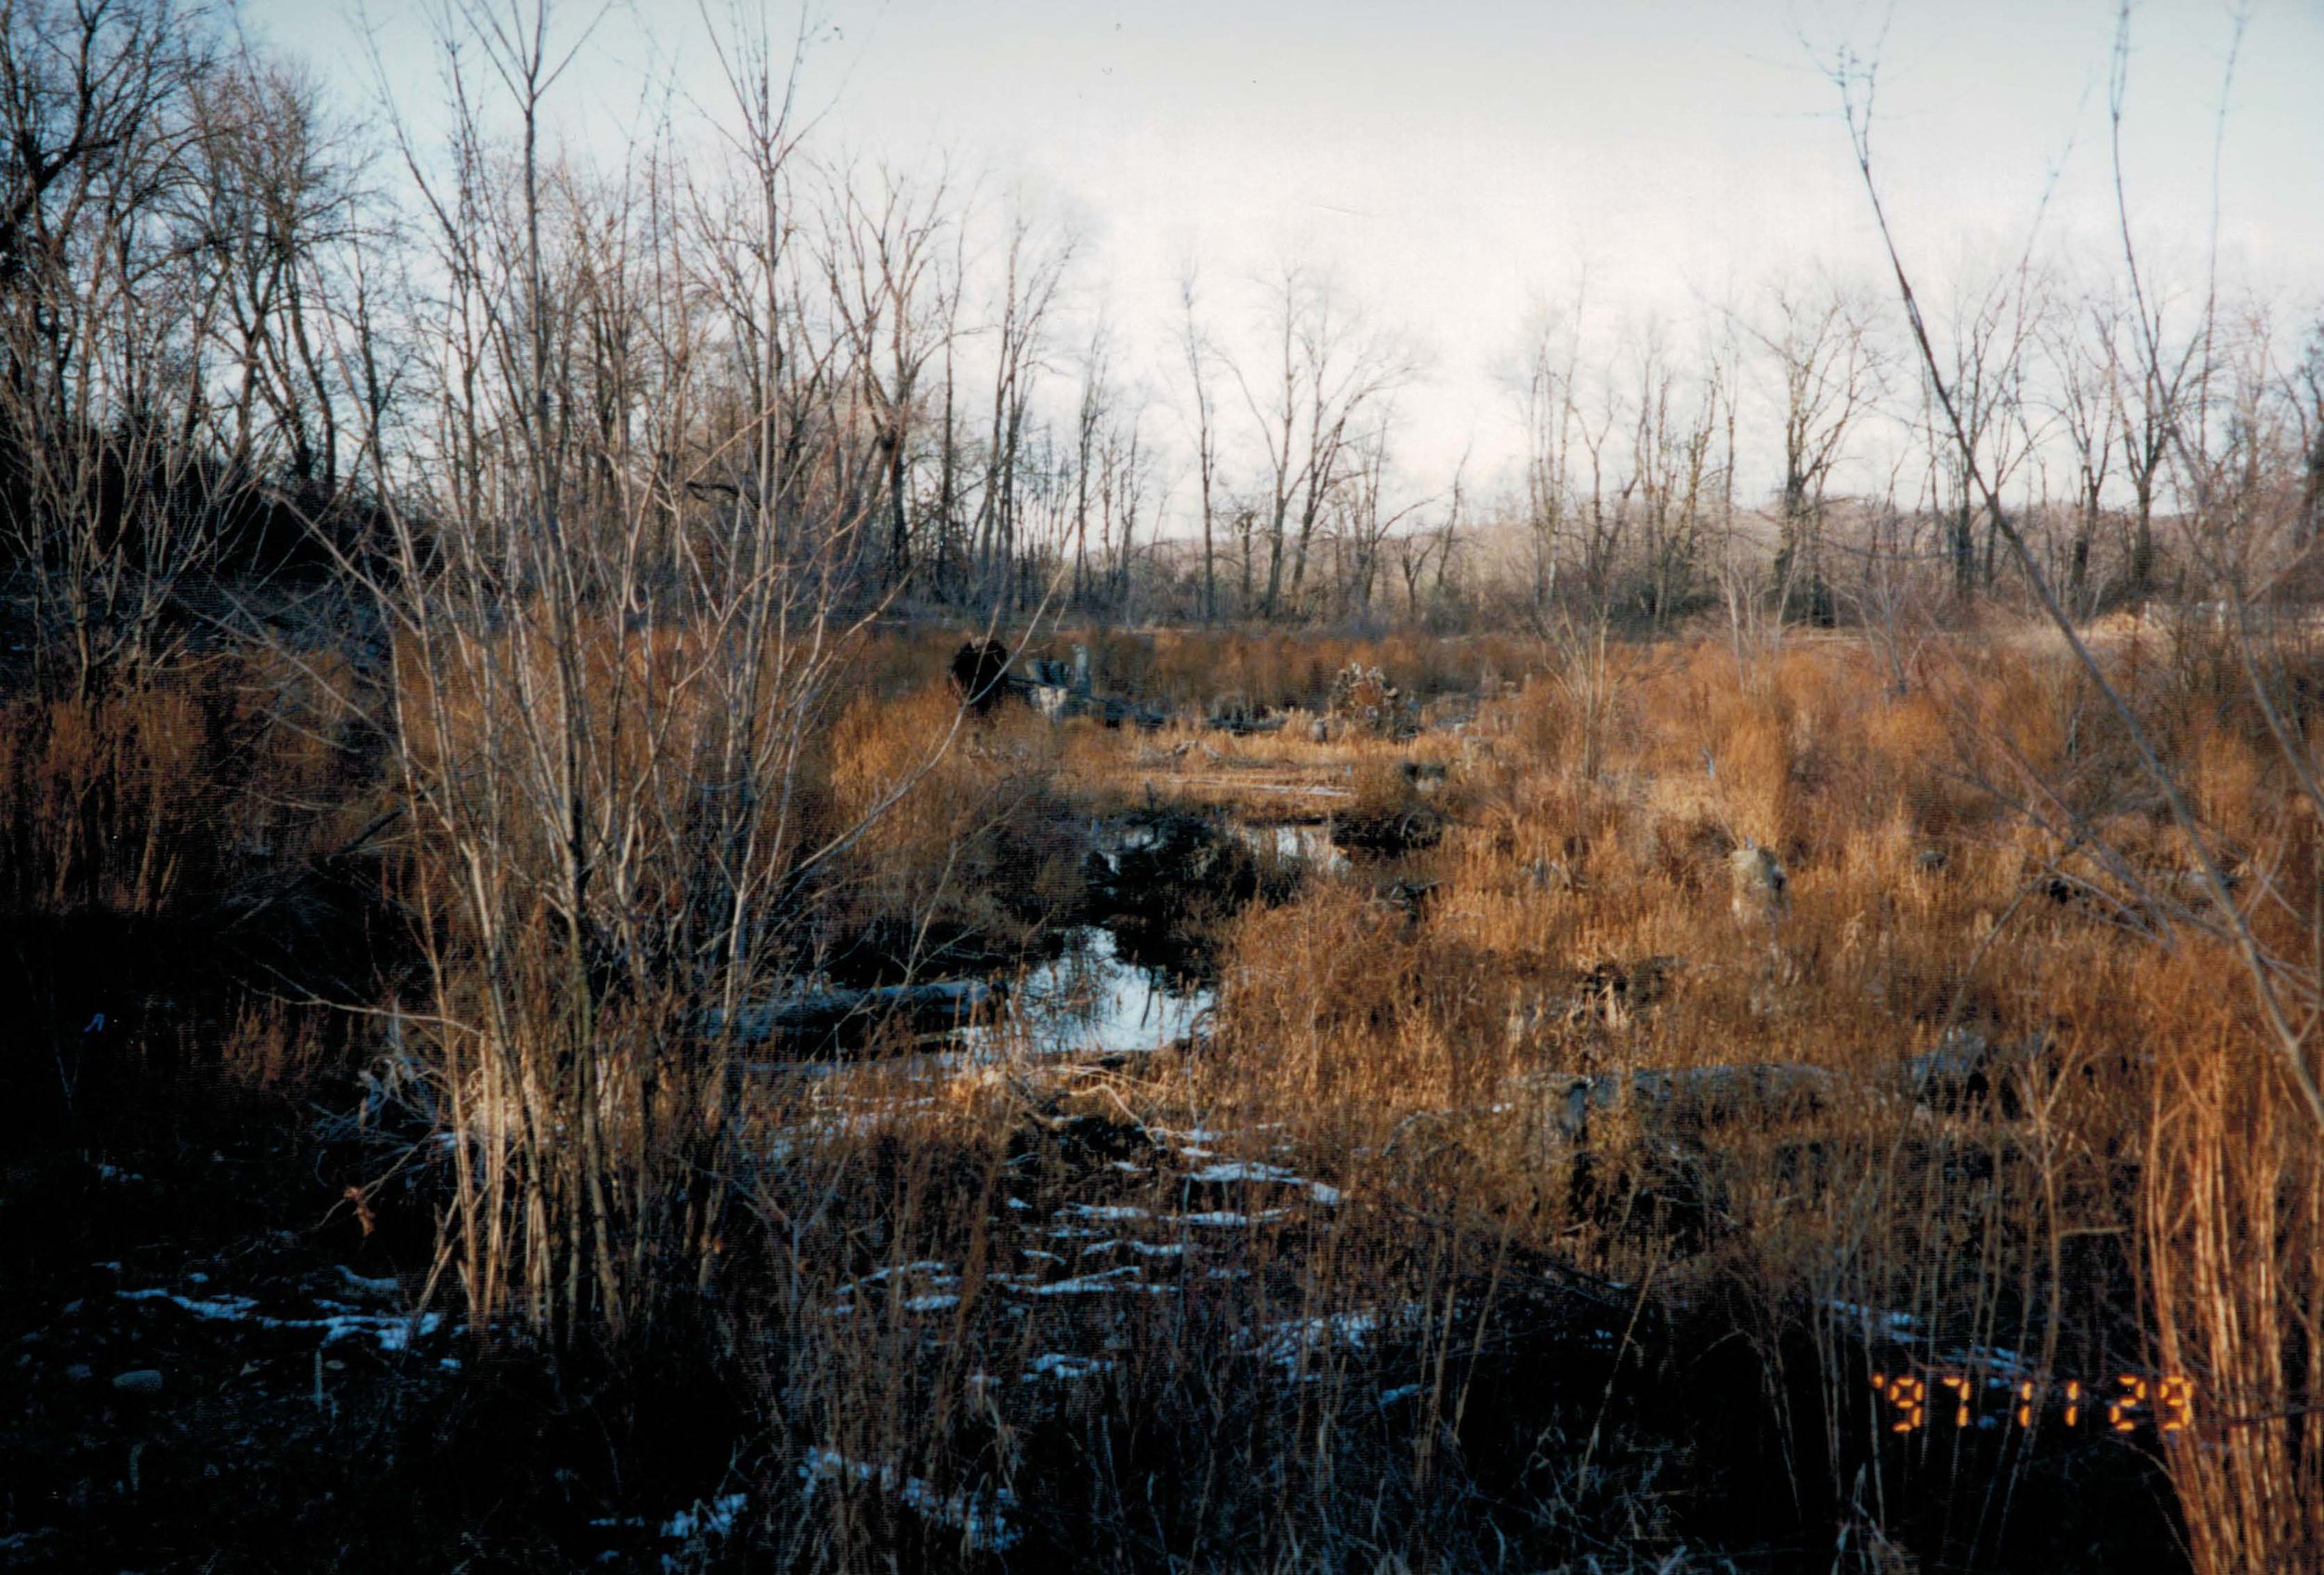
[{"left": 7, "top": 631, "right": 2241, "bottom": 1569}]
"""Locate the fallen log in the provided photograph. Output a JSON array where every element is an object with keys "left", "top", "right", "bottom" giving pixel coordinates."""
[
  {"left": 1895, "top": 1027, "right": 2047, "bottom": 1115},
  {"left": 1538, "top": 1062, "right": 1835, "bottom": 1143},
  {"left": 1527, "top": 1030, "right": 2047, "bottom": 1147},
  {"left": 707, "top": 980, "right": 997, "bottom": 1047}
]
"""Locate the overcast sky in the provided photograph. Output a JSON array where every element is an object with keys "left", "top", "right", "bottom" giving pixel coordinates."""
[{"left": 243, "top": 0, "right": 2323, "bottom": 503}]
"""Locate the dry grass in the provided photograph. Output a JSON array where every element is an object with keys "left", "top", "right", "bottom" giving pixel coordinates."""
[
  {"left": 820, "top": 681, "right": 1079, "bottom": 966},
  {"left": 25, "top": 620, "right": 2319, "bottom": 1567},
  {"left": 0, "top": 655, "right": 360, "bottom": 916},
  {"left": 1056, "top": 627, "right": 1534, "bottom": 714},
  {"left": 1047, "top": 627, "right": 2324, "bottom": 1569},
  {"left": 492, "top": 623, "right": 2209, "bottom": 1564}
]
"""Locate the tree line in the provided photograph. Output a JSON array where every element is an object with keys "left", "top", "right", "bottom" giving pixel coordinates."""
[{"left": 4, "top": 0, "right": 2320, "bottom": 697}]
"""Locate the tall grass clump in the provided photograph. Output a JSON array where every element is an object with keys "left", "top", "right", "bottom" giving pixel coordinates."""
[
  {"left": 337, "top": 13, "right": 999, "bottom": 1354},
  {"left": 0, "top": 657, "right": 355, "bottom": 918},
  {"left": 1182, "top": 632, "right": 2290, "bottom": 1560}
]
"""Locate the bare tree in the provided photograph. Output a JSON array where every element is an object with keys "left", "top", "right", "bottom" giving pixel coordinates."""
[
  {"left": 1093, "top": 380, "right": 1152, "bottom": 617},
  {"left": 1332, "top": 418, "right": 1428, "bottom": 623},
  {"left": 185, "top": 48, "right": 368, "bottom": 497},
  {"left": 1738, "top": 279, "right": 1882, "bottom": 622},
  {"left": 0, "top": 0, "right": 242, "bottom": 696},
  {"left": 1627, "top": 325, "right": 1726, "bottom": 629},
  {"left": 2042, "top": 290, "right": 2124, "bottom": 614},
  {"left": 1565, "top": 352, "right": 1629, "bottom": 607},
  {"left": 1913, "top": 266, "right": 2044, "bottom": 596},
  {"left": 1067, "top": 310, "right": 1109, "bottom": 610},
  {"left": 815, "top": 158, "right": 954, "bottom": 590},
  {"left": 2293, "top": 322, "right": 2324, "bottom": 550},
  {"left": 1391, "top": 515, "right": 1453, "bottom": 627},
  {"left": 325, "top": 0, "right": 1009, "bottom": 1350},
  {"left": 1224, "top": 261, "right": 1413, "bottom": 619},
  {"left": 966, "top": 200, "right": 1071, "bottom": 614},
  {"left": 1175, "top": 265, "right": 1221, "bottom": 622},
  {"left": 1515, "top": 302, "right": 1582, "bottom": 614}
]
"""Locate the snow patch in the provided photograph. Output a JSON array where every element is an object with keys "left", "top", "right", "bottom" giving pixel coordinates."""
[
  {"left": 116, "top": 1287, "right": 445, "bottom": 1353},
  {"left": 1024, "top": 1351, "right": 1116, "bottom": 1382},
  {"left": 799, "top": 1449, "right": 1019, "bottom": 1551}
]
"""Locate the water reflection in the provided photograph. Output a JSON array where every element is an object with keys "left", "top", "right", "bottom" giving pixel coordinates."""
[
  {"left": 1233, "top": 820, "right": 1349, "bottom": 875},
  {"left": 972, "top": 925, "right": 1211, "bottom": 1056}
]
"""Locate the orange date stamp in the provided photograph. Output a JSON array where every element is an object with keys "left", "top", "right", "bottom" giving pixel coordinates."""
[{"left": 1870, "top": 1371, "right": 2195, "bottom": 1436}]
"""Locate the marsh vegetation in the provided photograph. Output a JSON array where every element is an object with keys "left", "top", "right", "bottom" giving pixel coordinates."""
[{"left": 3, "top": 2, "right": 2321, "bottom": 1570}]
